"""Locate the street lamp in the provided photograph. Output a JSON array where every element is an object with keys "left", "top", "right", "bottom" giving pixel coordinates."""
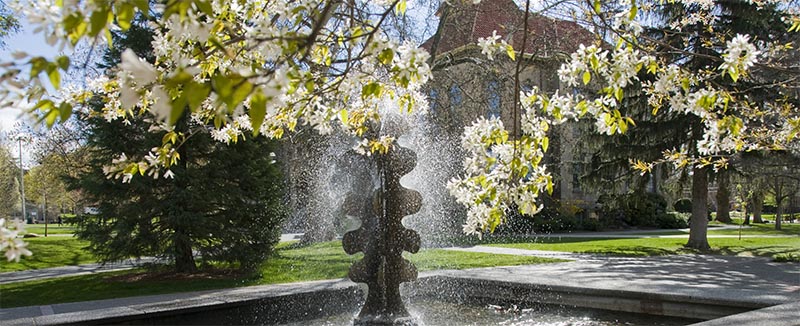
[{"left": 11, "top": 124, "right": 31, "bottom": 224}]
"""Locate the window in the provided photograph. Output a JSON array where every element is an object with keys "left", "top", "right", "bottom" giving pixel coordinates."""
[
  {"left": 572, "top": 163, "right": 583, "bottom": 192},
  {"left": 449, "top": 84, "right": 463, "bottom": 106},
  {"left": 428, "top": 89, "right": 439, "bottom": 115},
  {"left": 487, "top": 80, "right": 501, "bottom": 118}
]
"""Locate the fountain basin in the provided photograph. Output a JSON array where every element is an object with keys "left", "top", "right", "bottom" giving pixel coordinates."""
[{"left": 2, "top": 273, "right": 785, "bottom": 326}]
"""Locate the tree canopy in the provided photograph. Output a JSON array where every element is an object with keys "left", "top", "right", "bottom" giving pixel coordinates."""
[{"left": 0, "top": 0, "right": 798, "bottom": 258}]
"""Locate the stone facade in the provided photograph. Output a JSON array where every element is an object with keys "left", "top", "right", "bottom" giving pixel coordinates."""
[{"left": 422, "top": 0, "right": 598, "bottom": 210}]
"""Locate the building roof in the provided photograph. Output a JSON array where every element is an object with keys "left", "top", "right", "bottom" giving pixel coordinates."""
[{"left": 421, "top": 0, "right": 596, "bottom": 58}]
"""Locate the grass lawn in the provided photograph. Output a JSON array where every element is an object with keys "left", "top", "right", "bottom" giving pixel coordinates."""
[
  {"left": 626, "top": 223, "right": 800, "bottom": 236},
  {"left": 21, "top": 224, "right": 77, "bottom": 235},
  {"left": 708, "top": 223, "right": 800, "bottom": 236},
  {"left": 0, "top": 241, "right": 564, "bottom": 308},
  {"left": 0, "top": 237, "right": 94, "bottom": 272},
  {"left": 488, "top": 237, "right": 800, "bottom": 259}
]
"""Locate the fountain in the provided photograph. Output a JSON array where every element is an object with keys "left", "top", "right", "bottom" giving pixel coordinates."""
[{"left": 341, "top": 136, "right": 422, "bottom": 325}]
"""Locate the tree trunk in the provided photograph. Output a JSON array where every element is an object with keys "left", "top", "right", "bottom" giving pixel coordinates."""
[
  {"left": 43, "top": 192, "right": 48, "bottom": 237},
  {"left": 174, "top": 230, "right": 197, "bottom": 273},
  {"left": 686, "top": 166, "right": 710, "bottom": 250},
  {"left": 173, "top": 116, "right": 196, "bottom": 274},
  {"left": 775, "top": 199, "right": 783, "bottom": 231},
  {"left": 715, "top": 171, "right": 731, "bottom": 223},
  {"left": 752, "top": 191, "right": 764, "bottom": 223},
  {"left": 743, "top": 202, "right": 751, "bottom": 225}
]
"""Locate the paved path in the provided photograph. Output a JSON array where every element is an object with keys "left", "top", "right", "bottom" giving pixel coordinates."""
[
  {"left": 440, "top": 246, "right": 800, "bottom": 305},
  {"left": 499, "top": 224, "right": 799, "bottom": 239},
  {"left": 0, "top": 258, "right": 160, "bottom": 285}
]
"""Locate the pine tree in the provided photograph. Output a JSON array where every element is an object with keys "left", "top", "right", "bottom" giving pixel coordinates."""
[{"left": 70, "top": 18, "right": 287, "bottom": 273}]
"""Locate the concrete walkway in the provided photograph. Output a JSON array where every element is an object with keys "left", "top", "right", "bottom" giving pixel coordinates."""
[
  {"left": 440, "top": 246, "right": 800, "bottom": 305},
  {"left": 496, "top": 224, "right": 800, "bottom": 239},
  {"left": 0, "top": 258, "right": 159, "bottom": 285}
]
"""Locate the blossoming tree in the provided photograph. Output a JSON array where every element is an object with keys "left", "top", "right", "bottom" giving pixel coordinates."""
[
  {"left": 448, "top": 0, "right": 799, "bottom": 249},
  {"left": 0, "top": 0, "right": 798, "bottom": 258}
]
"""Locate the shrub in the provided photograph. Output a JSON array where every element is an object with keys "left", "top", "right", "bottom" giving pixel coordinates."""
[
  {"left": 577, "top": 217, "right": 603, "bottom": 231},
  {"left": 674, "top": 198, "right": 692, "bottom": 213},
  {"left": 773, "top": 253, "right": 800, "bottom": 263},
  {"left": 655, "top": 212, "right": 689, "bottom": 229},
  {"left": 597, "top": 192, "right": 668, "bottom": 228},
  {"left": 496, "top": 198, "right": 585, "bottom": 234}
]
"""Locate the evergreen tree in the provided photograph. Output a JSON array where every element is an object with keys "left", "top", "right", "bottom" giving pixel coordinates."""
[{"left": 70, "top": 19, "right": 287, "bottom": 273}]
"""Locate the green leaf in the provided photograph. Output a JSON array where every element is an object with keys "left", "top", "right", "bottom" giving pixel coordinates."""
[
  {"left": 488, "top": 208, "right": 503, "bottom": 232},
  {"left": 105, "top": 28, "right": 114, "bottom": 48},
  {"left": 44, "top": 107, "right": 59, "bottom": 128},
  {"left": 213, "top": 73, "right": 233, "bottom": 97},
  {"left": 361, "top": 82, "right": 382, "bottom": 98},
  {"left": 47, "top": 65, "right": 60, "bottom": 89},
  {"left": 212, "top": 73, "right": 252, "bottom": 111},
  {"left": 593, "top": 0, "right": 602, "bottom": 13},
  {"left": 542, "top": 136, "right": 549, "bottom": 152},
  {"left": 133, "top": 0, "right": 150, "bottom": 14},
  {"left": 681, "top": 78, "right": 690, "bottom": 92},
  {"left": 647, "top": 61, "right": 658, "bottom": 74},
  {"left": 619, "top": 118, "right": 628, "bottom": 133},
  {"left": 58, "top": 102, "right": 72, "bottom": 122},
  {"left": 590, "top": 55, "right": 599, "bottom": 70},
  {"left": 89, "top": 8, "right": 111, "bottom": 37},
  {"left": 378, "top": 48, "right": 394, "bottom": 65},
  {"left": 250, "top": 91, "right": 267, "bottom": 136},
  {"left": 169, "top": 100, "right": 185, "bottom": 126},
  {"left": 184, "top": 82, "right": 210, "bottom": 111},
  {"left": 614, "top": 88, "right": 623, "bottom": 101},
  {"left": 56, "top": 56, "right": 70, "bottom": 70},
  {"left": 339, "top": 109, "right": 348, "bottom": 124},
  {"left": 162, "top": 132, "right": 178, "bottom": 145},
  {"left": 629, "top": 4, "right": 638, "bottom": 21},
  {"left": 33, "top": 99, "right": 54, "bottom": 112},
  {"left": 116, "top": 3, "right": 136, "bottom": 30},
  {"left": 194, "top": 0, "right": 214, "bottom": 16},
  {"left": 789, "top": 18, "right": 800, "bottom": 32},
  {"left": 229, "top": 81, "right": 254, "bottom": 112},
  {"left": 728, "top": 68, "right": 739, "bottom": 83},
  {"left": 395, "top": 0, "right": 407, "bottom": 15},
  {"left": 582, "top": 71, "right": 591, "bottom": 85},
  {"left": 506, "top": 44, "right": 516, "bottom": 61},
  {"left": 29, "top": 57, "right": 48, "bottom": 79}
]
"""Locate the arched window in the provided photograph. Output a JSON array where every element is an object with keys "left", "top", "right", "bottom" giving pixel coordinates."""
[
  {"left": 428, "top": 89, "right": 439, "bottom": 115},
  {"left": 487, "top": 80, "right": 501, "bottom": 118},
  {"left": 449, "top": 84, "right": 463, "bottom": 106}
]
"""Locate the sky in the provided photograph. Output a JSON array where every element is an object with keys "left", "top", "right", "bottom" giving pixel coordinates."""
[
  {"left": 1, "top": 15, "right": 57, "bottom": 165},
  {"left": 2, "top": 16, "right": 59, "bottom": 130}
]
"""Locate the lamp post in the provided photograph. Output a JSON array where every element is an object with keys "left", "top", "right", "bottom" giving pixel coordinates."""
[
  {"left": 12, "top": 124, "right": 30, "bottom": 224},
  {"left": 18, "top": 135, "right": 26, "bottom": 223}
]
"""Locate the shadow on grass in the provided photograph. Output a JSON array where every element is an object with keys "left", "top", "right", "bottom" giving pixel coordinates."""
[{"left": 0, "top": 268, "right": 259, "bottom": 308}]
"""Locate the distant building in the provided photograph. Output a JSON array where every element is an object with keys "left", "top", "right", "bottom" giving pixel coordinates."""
[{"left": 421, "top": 0, "right": 598, "bottom": 210}]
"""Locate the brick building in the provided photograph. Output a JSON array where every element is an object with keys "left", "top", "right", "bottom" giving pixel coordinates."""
[{"left": 421, "top": 0, "right": 598, "bottom": 210}]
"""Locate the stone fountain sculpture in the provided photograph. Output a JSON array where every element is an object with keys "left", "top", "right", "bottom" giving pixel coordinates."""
[{"left": 342, "top": 137, "right": 422, "bottom": 325}]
